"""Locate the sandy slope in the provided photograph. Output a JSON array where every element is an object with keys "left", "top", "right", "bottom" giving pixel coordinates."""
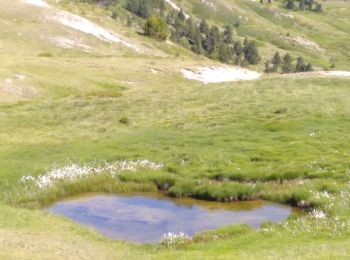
[
  {"left": 181, "top": 66, "right": 261, "bottom": 83},
  {"left": 23, "top": 0, "right": 141, "bottom": 52},
  {"left": 318, "top": 71, "right": 350, "bottom": 77}
]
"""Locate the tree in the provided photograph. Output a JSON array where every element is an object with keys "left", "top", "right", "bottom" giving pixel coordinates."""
[
  {"left": 299, "top": 0, "right": 305, "bottom": 10},
  {"left": 295, "top": 56, "right": 306, "bottom": 72},
  {"left": 264, "top": 60, "right": 272, "bottom": 73},
  {"left": 315, "top": 2, "right": 322, "bottom": 12},
  {"left": 286, "top": 0, "right": 295, "bottom": 9},
  {"left": 223, "top": 25, "right": 234, "bottom": 44},
  {"left": 191, "top": 28, "right": 204, "bottom": 54},
  {"left": 144, "top": 15, "right": 169, "bottom": 41},
  {"left": 306, "top": 0, "right": 314, "bottom": 10},
  {"left": 271, "top": 51, "right": 282, "bottom": 72},
  {"left": 305, "top": 63, "right": 313, "bottom": 72},
  {"left": 282, "top": 53, "right": 294, "bottom": 73},
  {"left": 199, "top": 18, "right": 209, "bottom": 35},
  {"left": 329, "top": 57, "right": 336, "bottom": 69},
  {"left": 178, "top": 9, "right": 186, "bottom": 21},
  {"left": 271, "top": 51, "right": 282, "bottom": 66},
  {"left": 219, "top": 43, "right": 233, "bottom": 63},
  {"left": 243, "top": 40, "right": 260, "bottom": 65},
  {"left": 234, "top": 41, "right": 243, "bottom": 56}
]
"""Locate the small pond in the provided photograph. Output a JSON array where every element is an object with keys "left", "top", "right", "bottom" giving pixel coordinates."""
[{"left": 48, "top": 193, "right": 296, "bottom": 243}]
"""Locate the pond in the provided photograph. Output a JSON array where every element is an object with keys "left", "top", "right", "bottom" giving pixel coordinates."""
[{"left": 47, "top": 193, "right": 296, "bottom": 243}]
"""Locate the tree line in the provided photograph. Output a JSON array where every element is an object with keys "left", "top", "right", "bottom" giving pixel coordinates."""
[
  {"left": 264, "top": 51, "right": 313, "bottom": 73},
  {"left": 285, "top": 0, "right": 322, "bottom": 12},
  {"left": 78, "top": 0, "right": 314, "bottom": 73},
  {"left": 125, "top": 0, "right": 260, "bottom": 66}
]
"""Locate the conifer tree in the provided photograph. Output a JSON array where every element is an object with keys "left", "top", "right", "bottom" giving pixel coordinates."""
[
  {"left": 234, "top": 41, "right": 243, "bottom": 56},
  {"left": 264, "top": 60, "right": 272, "bottom": 73},
  {"left": 199, "top": 18, "right": 209, "bottom": 35},
  {"left": 282, "top": 53, "right": 294, "bottom": 73},
  {"left": 243, "top": 41, "right": 259, "bottom": 65},
  {"left": 271, "top": 51, "right": 282, "bottom": 66},
  {"left": 223, "top": 25, "right": 234, "bottom": 44},
  {"left": 295, "top": 56, "right": 306, "bottom": 72}
]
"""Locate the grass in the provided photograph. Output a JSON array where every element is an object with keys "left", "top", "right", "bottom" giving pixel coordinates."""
[{"left": 0, "top": 0, "right": 350, "bottom": 258}]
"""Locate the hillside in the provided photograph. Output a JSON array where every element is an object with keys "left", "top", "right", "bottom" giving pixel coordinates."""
[{"left": 0, "top": 0, "right": 350, "bottom": 259}]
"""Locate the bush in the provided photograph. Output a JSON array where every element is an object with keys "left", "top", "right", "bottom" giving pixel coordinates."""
[
  {"left": 119, "top": 117, "right": 129, "bottom": 125},
  {"left": 38, "top": 52, "right": 53, "bottom": 57},
  {"left": 144, "top": 15, "right": 169, "bottom": 41}
]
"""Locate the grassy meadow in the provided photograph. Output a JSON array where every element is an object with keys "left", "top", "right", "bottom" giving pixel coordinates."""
[{"left": 0, "top": 0, "right": 350, "bottom": 259}]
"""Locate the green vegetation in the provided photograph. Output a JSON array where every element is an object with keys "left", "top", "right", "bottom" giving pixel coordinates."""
[
  {"left": 144, "top": 15, "right": 169, "bottom": 40},
  {"left": 284, "top": 0, "right": 323, "bottom": 12},
  {"left": 0, "top": 0, "right": 350, "bottom": 259}
]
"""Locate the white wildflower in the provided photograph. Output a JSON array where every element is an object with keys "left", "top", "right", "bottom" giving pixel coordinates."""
[
  {"left": 311, "top": 209, "right": 327, "bottom": 219},
  {"left": 161, "top": 232, "right": 191, "bottom": 247},
  {"left": 20, "top": 159, "right": 164, "bottom": 189}
]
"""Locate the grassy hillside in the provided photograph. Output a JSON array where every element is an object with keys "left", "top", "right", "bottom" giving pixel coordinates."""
[{"left": 0, "top": 0, "right": 350, "bottom": 259}]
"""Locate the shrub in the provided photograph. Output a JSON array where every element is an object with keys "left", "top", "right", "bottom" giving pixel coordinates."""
[
  {"left": 119, "top": 117, "right": 129, "bottom": 125},
  {"left": 38, "top": 52, "right": 53, "bottom": 57},
  {"left": 144, "top": 15, "right": 169, "bottom": 41}
]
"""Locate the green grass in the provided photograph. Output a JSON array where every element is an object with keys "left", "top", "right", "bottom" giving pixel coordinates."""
[{"left": 1, "top": 0, "right": 350, "bottom": 258}]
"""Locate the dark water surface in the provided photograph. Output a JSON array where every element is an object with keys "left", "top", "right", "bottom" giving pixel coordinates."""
[{"left": 47, "top": 193, "right": 294, "bottom": 243}]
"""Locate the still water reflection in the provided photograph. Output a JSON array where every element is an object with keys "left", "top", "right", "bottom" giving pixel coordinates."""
[{"left": 48, "top": 193, "right": 294, "bottom": 243}]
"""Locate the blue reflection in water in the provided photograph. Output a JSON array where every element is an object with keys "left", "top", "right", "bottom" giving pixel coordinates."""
[{"left": 48, "top": 194, "right": 292, "bottom": 243}]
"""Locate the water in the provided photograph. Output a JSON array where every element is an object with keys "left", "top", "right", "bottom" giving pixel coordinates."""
[{"left": 47, "top": 193, "right": 295, "bottom": 243}]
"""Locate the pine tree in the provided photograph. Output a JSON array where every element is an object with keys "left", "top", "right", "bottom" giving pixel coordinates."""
[
  {"left": 234, "top": 41, "right": 243, "bottom": 56},
  {"left": 286, "top": 0, "right": 295, "bottom": 9},
  {"left": 305, "top": 63, "right": 313, "bottom": 71},
  {"left": 295, "top": 56, "right": 306, "bottom": 72},
  {"left": 271, "top": 51, "right": 282, "bottom": 66},
  {"left": 223, "top": 25, "right": 234, "bottom": 44},
  {"left": 282, "top": 53, "right": 294, "bottom": 73},
  {"left": 315, "top": 3, "right": 322, "bottom": 12},
  {"left": 306, "top": 0, "right": 314, "bottom": 10},
  {"left": 178, "top": 9, "right": 186, "bottom": 21},
  {"left": 199, "top": 19, "right": 209, "bottom": 35},
  {"left": 218, "top": 44, "right": 232, "bottom": 63},
  {"left": 264, "top": 60, "right": 272, "bottom": 73},
  {"left": 191, "top": 27, "right": 204, "bottom": 54},
  {"left": 243, "top": 41, "right": 259, "bottom": 65}
]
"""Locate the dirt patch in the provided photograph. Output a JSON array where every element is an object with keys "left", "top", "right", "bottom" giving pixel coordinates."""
[
  {"left": 181, "top": 66, "right": 261, "bottom": 83},
  {"left": 318, "top": 71, "right": 350, "bottom": 77},
  {"left": 282, "top": 35, "right": 325, "bottom": 53},
  {"left": 0, "top": 77, "right": 38, "bottom": 102},
  {"left": 49, "top": 36, "right": 93, "bottom": 51}
]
